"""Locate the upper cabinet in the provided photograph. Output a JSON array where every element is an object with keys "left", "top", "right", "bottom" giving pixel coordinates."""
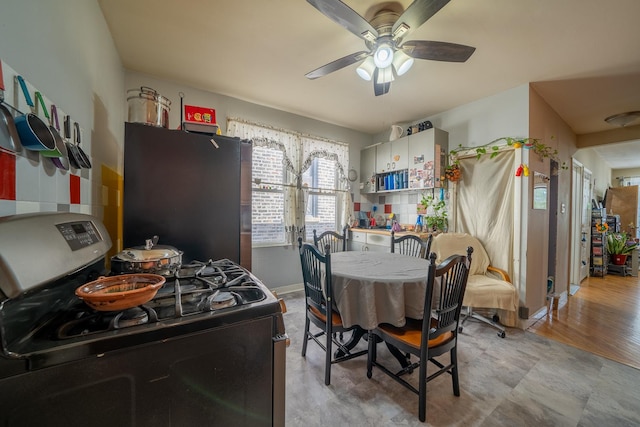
[
  {"left": 360, "top": 144, "right": 377, "bottom": 194},
  {"left": 375, "top": 136, "right": 408, "bottom": 173},
  {"left": 407, "top": 128, "right": 448, "bottom": 189},
  {"left": 360, "top": 127, "right": 448, "bottom": 193}
]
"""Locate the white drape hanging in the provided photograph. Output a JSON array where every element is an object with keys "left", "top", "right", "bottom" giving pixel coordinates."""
[
  {"left": 454, "top": 150, "right": 516, "bottom": 278},
  {"left": 227, "top": 118, "right": 350, "bottom": 246},
  {"left": 454, "top": 149, "right": 517, "bottom": 326}
]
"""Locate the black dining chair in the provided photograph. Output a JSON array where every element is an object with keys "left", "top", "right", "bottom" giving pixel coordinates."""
[
  {"left": 367, "top": 247, "right": 473, "bottom": 422},
  {"left": 313, "top": 226, "right": 347, "bottom": 254},
  {"left": 298, "top": 237, "right": 367, "bottom": 385},
  {"left": 390, "top": 231, "right": 432, "bottom": 259}
]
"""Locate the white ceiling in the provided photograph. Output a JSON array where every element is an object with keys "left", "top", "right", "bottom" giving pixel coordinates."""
[{"left": 98, "top": 0, "right": 640, "bottom": 168}]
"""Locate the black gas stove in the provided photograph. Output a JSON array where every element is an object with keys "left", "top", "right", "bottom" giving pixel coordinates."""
[
  {"left": 0, "top": 212, "right": 286, "bottom": 427},
  {"left": 55, "top": 259, "right": 270, "bottom": 338}
]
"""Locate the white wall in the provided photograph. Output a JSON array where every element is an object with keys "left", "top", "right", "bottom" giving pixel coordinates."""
[
  {"left": 573, "top": 148, "right": 612, "bottom": 200},
  {"left": 0, "top": 0, "right": 125, "bottom": 219},
  {"left": 125, "top": 71, "right": 373, "bottom": 289},
  {"left": 363, "top": 84, "right": 529, "bottom": 250},
  {"left": 0, "top": 1, "right": 373, "bottom": 290}
]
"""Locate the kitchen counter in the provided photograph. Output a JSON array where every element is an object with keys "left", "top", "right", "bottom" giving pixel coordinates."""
[{"left": 349, "top": 227, "right": 432, "bottom": 240}]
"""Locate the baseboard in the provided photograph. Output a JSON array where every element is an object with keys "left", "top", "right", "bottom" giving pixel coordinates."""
[{"left": 271, "top": 283, "right": 303, "bottom": 295}]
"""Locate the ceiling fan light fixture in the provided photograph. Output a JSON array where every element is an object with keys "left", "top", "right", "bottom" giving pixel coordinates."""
[
  {"left": 356, "top": 56, "right": 376, "bottom": 81},
  {"left": 373, "top": 43, "right": 394, "bottom": 69},
  {"left": 605, "top": 111, "right": 640, "bottom": 127},
  {"left": 376, "top": 66, "right": 395, "bottom": 84},
  {"left": 392, "top": 50, "right": 414, "bottom": 76}
]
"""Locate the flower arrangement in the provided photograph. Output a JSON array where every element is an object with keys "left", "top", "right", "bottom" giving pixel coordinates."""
[
  {"left": 606, "top": 232, "right": 638, "bottom": 255},
  {"left": 594, "top": 221, "right": 609, "bottom": 233}
]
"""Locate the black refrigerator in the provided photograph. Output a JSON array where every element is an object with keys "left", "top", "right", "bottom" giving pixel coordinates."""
[{"left": 123, "top": 122, "right": 252, "bottom": 269}]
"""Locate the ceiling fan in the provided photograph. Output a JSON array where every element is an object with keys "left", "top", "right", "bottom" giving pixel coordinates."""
[{"left": 305, "top": 0, "right": 475, "bottom": 96}]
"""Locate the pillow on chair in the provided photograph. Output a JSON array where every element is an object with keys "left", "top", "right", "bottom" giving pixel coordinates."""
[{"left": 432, "top": 233, "right": 490, "bottom": 276}]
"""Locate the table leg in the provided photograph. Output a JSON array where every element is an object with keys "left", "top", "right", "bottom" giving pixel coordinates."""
[
  {"left": 385, "top": 342, "right": 410, "bottom": 369},
  {"left": 334, "top": 327, "right": 366, "bottom": 358},
  {"left": 334, "top": 327, "right": 410, "bottom": 369}
]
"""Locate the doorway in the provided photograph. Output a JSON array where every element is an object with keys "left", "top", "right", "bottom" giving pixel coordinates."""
[{"left": 570, "top": 160, "right": 592, "bottom": 294}]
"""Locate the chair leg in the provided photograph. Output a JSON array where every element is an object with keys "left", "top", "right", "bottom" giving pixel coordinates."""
[
  {"left": 461, "top": 306, "right": 507, "bottom": 338},
  {"left": 325, "top": 327, "right": 332, "bottom": 386},
  {"left": 451, "top": 347, "right": 460, "bottom": 396},
  {"left": 301, "top": 316, "right": 310, "bottom": 357},
  {"left": 418, "top": 349, "right": 428, "bottom": 422}
]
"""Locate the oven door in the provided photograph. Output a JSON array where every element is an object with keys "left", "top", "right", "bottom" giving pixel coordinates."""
[{"left": 0, "top": 315, "right": 279, "bottom": 427}]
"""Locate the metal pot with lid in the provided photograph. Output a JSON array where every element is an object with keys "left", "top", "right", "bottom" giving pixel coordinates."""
[
  {"left": 111, "top": 236, "right": 183, "bottom": 276},
  {"left": 127, "top": 86, "right": 171, "bottom": 128}
]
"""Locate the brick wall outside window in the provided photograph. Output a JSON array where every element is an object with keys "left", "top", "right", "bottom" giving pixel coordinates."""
[{"left": 252, "top": 147, "right": 338, "bottom": 244}]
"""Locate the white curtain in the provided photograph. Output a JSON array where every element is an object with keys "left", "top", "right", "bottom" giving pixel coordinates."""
[
  {"left": 454, "top": 149, "right": 517, "bottom": 326},
  {"left": 227, "top": 118, "right": 350, "bottom": 246}
]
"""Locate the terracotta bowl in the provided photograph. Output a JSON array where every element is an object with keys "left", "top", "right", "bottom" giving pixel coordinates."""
[{"left": 75, "top": 273, "right": 166, "bottom": 311}]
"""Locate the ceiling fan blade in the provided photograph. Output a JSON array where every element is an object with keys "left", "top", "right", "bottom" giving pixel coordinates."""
[
  {"left": 392, "top": 0, "right": 451, "bottom": 42},
  {"left": 402, "top": 40, "right": 476, "bottom": 62},
  {"left": 373, "top": 69, "right": 391, "bottom": 96},
  {"left": 307, "top": 0, "right": 378, "bottom": 42},
  {"left": 305, "top": 51, "right": 370, "bottom": 79}
]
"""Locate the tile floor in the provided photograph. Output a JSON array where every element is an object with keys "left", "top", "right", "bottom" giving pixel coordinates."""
[{"left": 281, "top": 290, "right": 640, "bottom": 426}]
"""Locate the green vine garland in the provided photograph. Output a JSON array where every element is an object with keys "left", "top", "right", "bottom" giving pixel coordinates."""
[{"left": 448, "top": 136, "right": 567, "bottom": 170}]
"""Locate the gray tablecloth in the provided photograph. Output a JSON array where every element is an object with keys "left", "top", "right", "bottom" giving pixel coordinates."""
[{"left": 330, "top": 251, "right": 430, "bottom": 329}]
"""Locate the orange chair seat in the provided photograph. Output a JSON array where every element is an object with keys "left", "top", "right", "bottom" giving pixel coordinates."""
[
  {"left": 378, "top": 318, "right": 453, "bottom": 349},
  {"left": 309, "top": 305, "right": 343, "bottom": 327}
]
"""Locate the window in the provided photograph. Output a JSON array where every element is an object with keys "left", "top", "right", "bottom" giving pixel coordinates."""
[
  {"left": 252, "top": 145, "right": 286, "bottom": 245},
  {"left": 303, "top": 157, "right": 339, "bottom": 240},
  {"left": 227, "top": 118, "right": 350, "bottom": 247}
]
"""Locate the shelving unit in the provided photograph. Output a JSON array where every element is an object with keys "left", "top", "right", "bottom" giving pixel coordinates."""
[
  {"left": 591, "top": 209, "right": 607, "bottom": 277},
  {"left": 359, "top": 128, "right": 448, "bottom": 194}
]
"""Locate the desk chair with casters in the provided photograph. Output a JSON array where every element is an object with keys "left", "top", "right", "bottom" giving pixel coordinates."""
[
  {"left": 313, "top": 226, "right": 347, "bottom": 254},
  {"left": 431, "top": 233, "right": 519, "bottom": 338},
  {"left": 367, "top": 248, "right": 473, "bottom": 422},
  {"left": 391, "top": 232, "right": 432, "bottom": 259},
  {"left": 298, "top": 237, "right": 367, "bottom": 386}
]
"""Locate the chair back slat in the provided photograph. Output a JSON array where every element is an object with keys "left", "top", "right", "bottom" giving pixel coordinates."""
[
  {"left": 299, "top": 238, "right": 332, "bottom": 316},
  {"left": 313, "top": 227, "right": 347, "bottom": 254},
  {"left": 391, "top": 232, "right": 432, "bottom": 259},
  {"left": 424, "top": 247, "right": 473, "bottom": 342}
]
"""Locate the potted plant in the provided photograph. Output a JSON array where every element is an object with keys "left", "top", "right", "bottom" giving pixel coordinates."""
[
  {"left": 418, "top": 194, "right": 448, "bottom": 232},
  {"left": 606, "top": 232, "right": 639, "bottom": 265}
]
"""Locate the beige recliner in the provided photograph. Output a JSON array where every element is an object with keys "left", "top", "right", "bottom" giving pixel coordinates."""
[{"left": 430, "top": 232, "right": 519, "bottom": 337}]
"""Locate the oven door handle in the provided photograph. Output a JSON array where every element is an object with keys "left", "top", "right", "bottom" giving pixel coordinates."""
[{"left": 272, "top": 333, "right": 288, "bottom": 427}]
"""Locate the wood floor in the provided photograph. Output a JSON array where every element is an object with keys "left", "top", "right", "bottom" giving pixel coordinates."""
[{"left": 527, "top": 273, "right": 640, "bottom": 370}]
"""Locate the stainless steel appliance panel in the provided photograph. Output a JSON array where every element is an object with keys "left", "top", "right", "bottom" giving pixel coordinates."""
[{"left": 0, "top": 212, "right": 111, "bottom": 299}]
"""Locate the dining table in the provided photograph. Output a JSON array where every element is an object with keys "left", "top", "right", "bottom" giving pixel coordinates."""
[{"left": 329, "top": 251, "right": 433, "bottom": 366}]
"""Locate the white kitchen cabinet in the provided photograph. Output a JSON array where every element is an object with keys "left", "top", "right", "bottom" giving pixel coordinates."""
[
  {"left": 359, "top": 144, "right": 377, "bottom": 194},
  {"left": 407, "top": 128, "right": 448, "bottom": 189},
  {"left": 376, "top": 136, "right": 408, "bottom": 173},
  {"left": 349, "top": 230, "right": 391, "bottom": 252}
]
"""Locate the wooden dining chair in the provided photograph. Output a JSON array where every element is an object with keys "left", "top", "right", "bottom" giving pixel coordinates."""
[
  {"left": 313, "top": 226, "right": 347, "bottom": 254},
  {"left": 390, "top": 231, "right": 432, "bottom": 259},
  {"left": 297, "top": 237, "right": 367, "bottom": 385},
  {"left": 367, "top": 247, "right": 473, "bottom": 422}
]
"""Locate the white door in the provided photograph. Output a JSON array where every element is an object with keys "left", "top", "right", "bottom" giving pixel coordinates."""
[
  {"left": 570, "top": 161, "right": 583, "bottom": 288},
  {"left": 570, "top": 160, "right": 592, "bottom": 288},
  {"left": 580, "top": 168, "right": 592, "bottom": 281}
]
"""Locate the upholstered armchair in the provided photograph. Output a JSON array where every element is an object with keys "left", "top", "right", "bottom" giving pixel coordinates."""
[{"left": 430, "top": 233, "right": 519, "bottom": 337}]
